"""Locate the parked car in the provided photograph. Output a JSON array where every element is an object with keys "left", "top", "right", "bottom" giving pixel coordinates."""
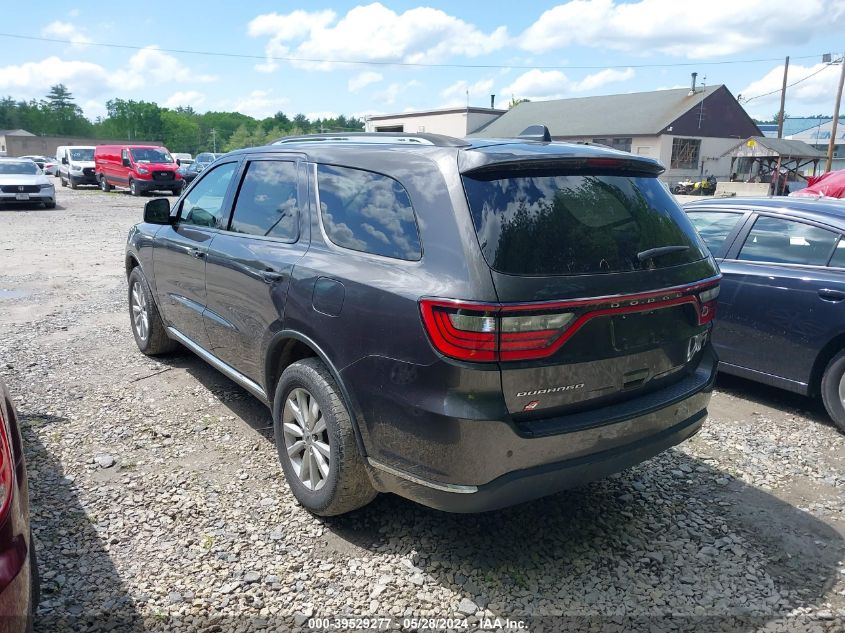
[
  {"left": 685, "top": 197, "right": 845, "bottom": 432},
  {"left": 194, "top": 152, "right": 223, "bottom": 169},
  {"left": 0, "top": 158, "right": 56, "bottom": 209},
  {"left": 19, "top": 155, "right": 56, "bottom": 176},
  {"left": 177, "top": 160, "right": 203, "bottom": 185},
  {"left": 125, "top": 132, "right": 720, "bottom": 515},
  {"left": 57, "top": 146, "right": 97, "bottom": 189},
  {"left": 171, "top": 152, "right": 193, "bottom": 167},
  {"left": 0, "top": 380, "right": 38, "bottom": 632},
  {"left": 95, "top": 145, "right": 184, "bottom": 196}
]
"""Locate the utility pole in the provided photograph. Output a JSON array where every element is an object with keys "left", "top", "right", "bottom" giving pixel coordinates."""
[
  {"left": 826, "top": 54, "right": 845, "bottom": 173},
  {"left": 777, "top": 56, "right": 789, "bottom": 138},
  {"left": 211, "top": 128, "right": 217, "bottom": 153}
]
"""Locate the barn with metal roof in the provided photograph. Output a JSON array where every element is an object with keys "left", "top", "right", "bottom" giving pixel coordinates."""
[{"left": 471, "top": 82, "right": 761, "bottom": 181}]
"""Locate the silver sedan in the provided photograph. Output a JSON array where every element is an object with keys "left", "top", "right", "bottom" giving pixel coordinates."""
[{"left": 0, "top": 158, "right": 56, "bottom": 208}]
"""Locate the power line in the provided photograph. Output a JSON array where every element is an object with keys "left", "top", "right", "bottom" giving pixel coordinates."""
[
  {"left": 741, "top": 58, "right": 840, "bottom": 103},
  {"left": 0, "top": 32, "right": 829, "bottom": 71}
]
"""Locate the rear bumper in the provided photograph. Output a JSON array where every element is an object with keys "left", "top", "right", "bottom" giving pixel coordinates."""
[
  {"left": 0, "top": 537, "right": 31, "bottom": 629},
  {"left": 368, "top": 409, "right": 705, "bottom": 512},
  {"left": 344, "top": 347, "right": 717, "bottom": 511}
]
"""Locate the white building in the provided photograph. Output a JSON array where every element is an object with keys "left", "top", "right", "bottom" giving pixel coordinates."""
[
  {"left": 786, "top": 119, "right": 845, "bottom": 171},
  {"left": 364, "top": 107, "right": 505, "bottom": 137}
]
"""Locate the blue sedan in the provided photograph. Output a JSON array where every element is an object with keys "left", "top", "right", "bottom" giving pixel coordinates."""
[{"left": 684, "top": 196, "right": 845, "bottom": 433}]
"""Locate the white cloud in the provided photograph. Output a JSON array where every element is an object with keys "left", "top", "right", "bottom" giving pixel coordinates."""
[
  {"left": 374, "top": 80, "right": 421, "bottom": 106},
  {"left": 571, "top": 67, "right": 635, "bottom": 92},
  {"left": 500, "top": 70, "right": 570, "bottom": 100},
  {"left": 248, "top": 9, "right": 336, "bottom": 72},
  {"left": 123, "top": 46, "right": 217, "bottom": 89},
  {"left": 739, "top": 62, "right": 842, "bottom": 118},
  {"left": 163, "top": 90, "right": 205, "bottom": 109},
  {"left": 231, "top": 90, "right": 290, "bottom": 119},
  {"left": 348, "top": 71, "right": 383, "bottom": 92},
  {"left": 440, "top": 78, "right": 495, "bottom": 106},
  {"left": 42, "top": 21, "right": 92, "bottom": 48},
  {"left": 306, "top": 111, "right": 339, "bottom": 121},
  {"left": 248, "top": 3, "right": 508, "bottom": 71},
  {"left": 519, "top": 0, "right": 845, "bottom": 58},
  {"left": 499, "top": 67, "right": 636, "bottom": 101},
  {"left": 0, "top": 56, "right": 111, "bottom": 100}
]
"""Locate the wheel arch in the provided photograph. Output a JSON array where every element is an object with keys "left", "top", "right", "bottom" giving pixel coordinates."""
[
  {"left": 125, "top": 253, "right": 140, "bottom": 277},
  {"left": 264, "top": 331, "right": 368, "bottom": 458},
  {"left": 809, "top": 332, "right": 845, "bottom": 397}
]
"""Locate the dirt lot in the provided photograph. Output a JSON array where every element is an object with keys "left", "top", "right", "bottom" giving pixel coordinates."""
[{"left": 0, "top": 187, "right": 844, "bottom": 632}]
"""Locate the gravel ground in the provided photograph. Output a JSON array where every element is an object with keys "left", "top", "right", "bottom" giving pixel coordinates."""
[{"left": 0, "top": 187, "right": 843, "bottom": 632}]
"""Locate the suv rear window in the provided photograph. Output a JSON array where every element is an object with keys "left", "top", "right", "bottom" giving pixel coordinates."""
[{"left": 462, "top": 172, "right": 708, "bottom": 275}]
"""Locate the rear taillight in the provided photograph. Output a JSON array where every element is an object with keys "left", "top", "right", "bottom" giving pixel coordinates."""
[
  {"left": 697, "top": 285, "right": 720, "bottom": 324},
  {"left": 420, "top": 278, "right": 720, "bottom": 362},
  {"left": 0, "top": 408, "right": 14, "bottom": 525}
]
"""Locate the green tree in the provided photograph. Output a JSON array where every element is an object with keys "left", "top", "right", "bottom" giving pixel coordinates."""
[{"left": 509, "top": 96, "right": 530, "bottom": 109}]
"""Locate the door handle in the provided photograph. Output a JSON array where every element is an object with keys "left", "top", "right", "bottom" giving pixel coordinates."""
[
  {"left": 261, "top": 270, "right": 286, "bottom": 284},
  {"left": 189, "top": 248, "right": 205, "bottom": 259},
  {"left": 818, "top": 289, "right": 845, "bottom": 302}
]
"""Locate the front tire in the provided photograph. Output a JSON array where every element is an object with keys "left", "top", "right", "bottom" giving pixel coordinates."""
[
  {"left": 127, "top": 267, "right": 177, "bottom": 355},
  {"left": 820, "top": 349, "right": 845, "bottom": 433},
  {"left": 273, "top": 358, "right": 376, "bottom": 516},
  {"left": 60, "top": 175, "right": 67, "bottom": 187},
  {"left": 129, "top": 179, "right": 140, "bottom": 196},
  {"left": 69, "top": 177, "right": 78, "bottom": 190}
]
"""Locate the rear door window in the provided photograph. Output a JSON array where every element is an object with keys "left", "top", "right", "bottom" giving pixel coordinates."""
[
  {"left": 737, "top": 216, "right": 838, "bottom": 265},
  {"left": 686, "top": 210, "right": 745, "bottom": 256},
  {"left": 317, "top": 164, "right": 421, "bottom": 261},
  {"left": 462, "top": 172, "right": 708, "bottom": 275},
  {"left": 229, "top": 160, "right": 298, "bottom": 241},
  {"left": 828, "top": 238, "right": 845, "bottom": 268}
]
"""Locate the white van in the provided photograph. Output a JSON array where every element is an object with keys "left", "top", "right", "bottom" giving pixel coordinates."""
[{"left": 57, "top": 145, "right": 97, "bottom": 189}]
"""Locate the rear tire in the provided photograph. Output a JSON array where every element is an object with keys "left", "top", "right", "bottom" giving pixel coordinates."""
[
  {"left": 99, "top": 176, "right": 111, "bottom": 192},
  {"left": 273, "top": 358, "right": 377, "bottom": 516},
  {"left": 127, "top": 267, "right": 177, "bottom": 355},
  {"left": 820, "top": 349, "right": 845, "bottom": 433}
]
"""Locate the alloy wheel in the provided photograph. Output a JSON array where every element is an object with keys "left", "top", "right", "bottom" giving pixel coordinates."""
[
  {"left": 282, "top": 387, "right": 331, "bottom": 491},
  {"left": 130, "top": 281, "right": 149, "bottom": 342}
]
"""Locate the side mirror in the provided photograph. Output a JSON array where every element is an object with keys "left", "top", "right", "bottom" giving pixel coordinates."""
[
  {"left": 122, "top": 157, "right": 131, "bottom": 167},
  {"left": 176, "top": 159, "right": 181, "bottom": 166},
  {"left": 61, "top": 157, "right": 68, "bottom": 165},
  {"left": 143, "top": 198, "right": 171, "bottom": 224}
]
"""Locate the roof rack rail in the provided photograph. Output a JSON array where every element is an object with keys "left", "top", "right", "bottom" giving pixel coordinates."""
[
  {"left": 518, "top": 125, "right": 552, "bottom": 142},
  {"left": 270, "top": 132, "right": 471, "bottom": 148}
]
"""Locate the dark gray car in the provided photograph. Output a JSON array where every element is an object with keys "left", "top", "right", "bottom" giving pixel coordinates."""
[{"left": 125, "top": 133, "right": 720, "bottom": 515}]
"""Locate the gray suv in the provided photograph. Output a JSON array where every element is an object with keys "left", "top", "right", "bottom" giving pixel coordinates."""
[{"left": 125, "top": 132, "right": 720, "bottom": 515}]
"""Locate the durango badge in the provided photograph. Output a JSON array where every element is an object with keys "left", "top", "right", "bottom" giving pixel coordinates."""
[{"left": 516, "top": 383, "right": 585, "bottom": 398}]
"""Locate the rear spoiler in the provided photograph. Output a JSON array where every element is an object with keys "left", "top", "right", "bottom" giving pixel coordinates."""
[{"left": 460, "top": 155, "right": 665, "bottom": 178}]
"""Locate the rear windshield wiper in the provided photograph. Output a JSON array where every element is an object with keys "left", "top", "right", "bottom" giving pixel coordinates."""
[{"left": 637, "top": 245, "right": 689, "bottom": 262}]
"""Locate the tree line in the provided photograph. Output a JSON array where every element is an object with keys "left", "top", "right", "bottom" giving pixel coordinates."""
[{"left": 0, "top": 84, "right": 365, "bottom": 154}]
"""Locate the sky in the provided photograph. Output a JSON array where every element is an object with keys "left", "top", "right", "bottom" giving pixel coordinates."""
[{"left": 1, "top": 1, "right": 844, "bottom": 123}]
